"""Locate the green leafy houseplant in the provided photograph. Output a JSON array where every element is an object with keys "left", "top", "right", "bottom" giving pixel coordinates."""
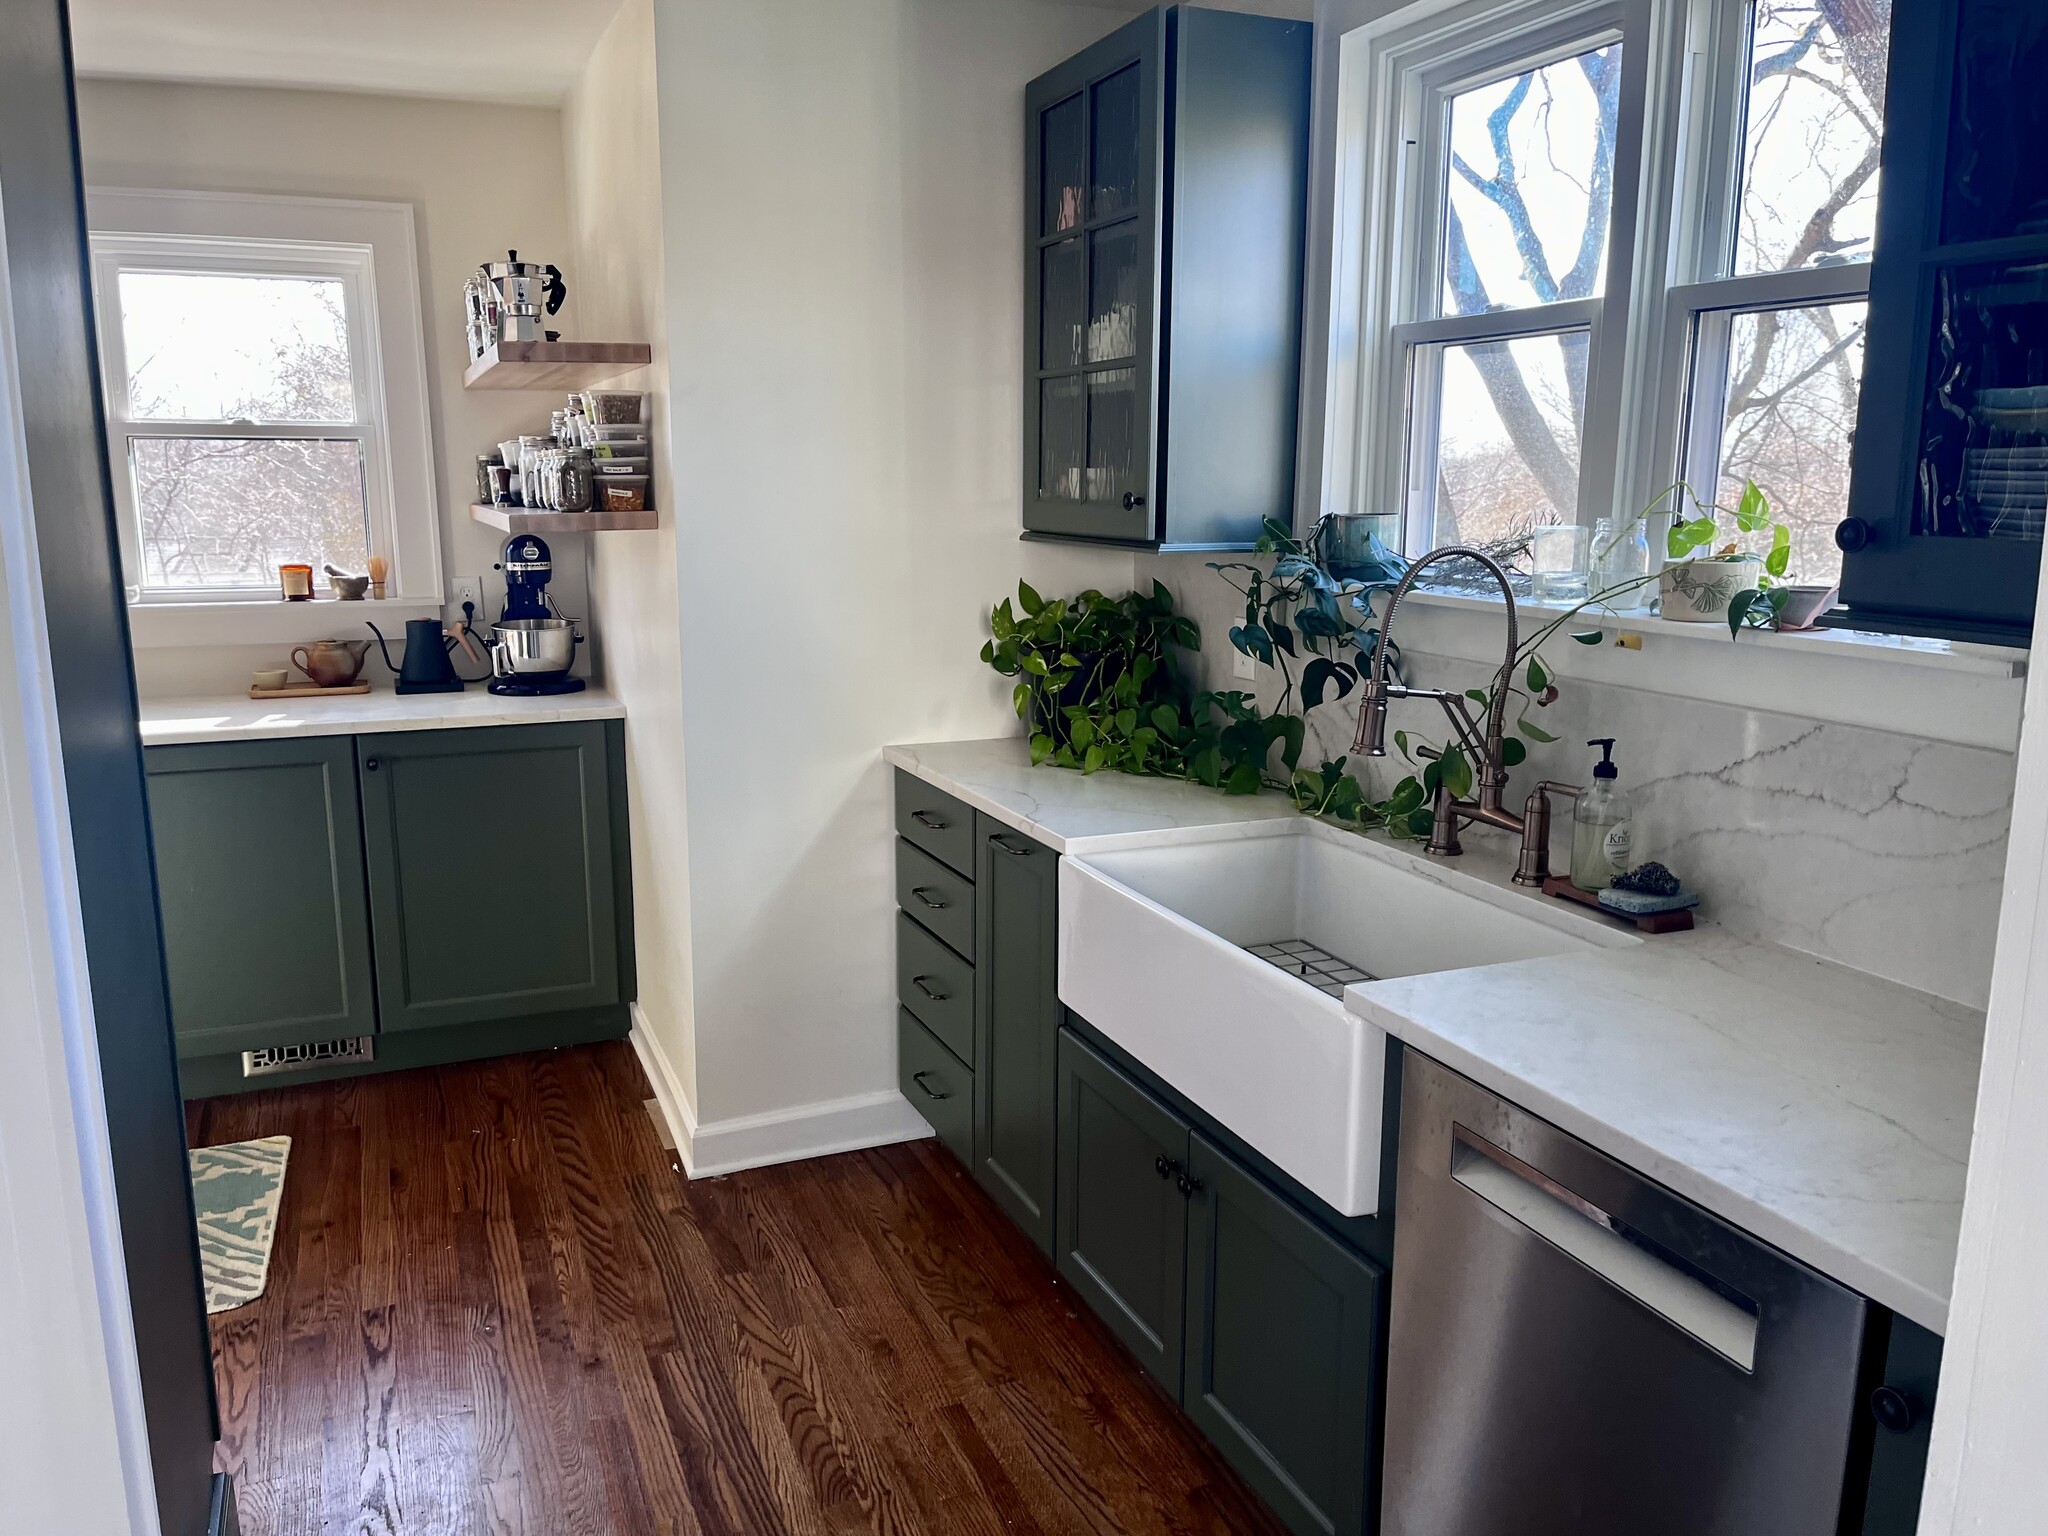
[
  {"left": 981, "top": 581, "right": 1198, "bottom": 775},
  {"left": 1205, "top": 517, "right": 1389, "bottom": 716},
  {"left": 978, "top": 581, "right": 1312, "bottom": 794},
  {"left": 1661, "top": 479, "right": 1793, "bottom": 637}
]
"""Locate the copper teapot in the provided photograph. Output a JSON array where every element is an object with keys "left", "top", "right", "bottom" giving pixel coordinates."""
[{"left": 290, "top": 638, "right": 371, "bottom": 689}]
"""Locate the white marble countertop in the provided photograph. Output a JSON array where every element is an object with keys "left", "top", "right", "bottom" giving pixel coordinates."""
[
  {"left": 888, "top": 735, "right": 1981, "bottom": 1332},
  {"left": 139, "top": 687, "right": 625, "bottom": 746},
  {"left": 884, "top": 737, "right": 1300, "bottom": 852},
  {"left": 1347, "top": 932, "right": 1980, "bottom": 1334}
]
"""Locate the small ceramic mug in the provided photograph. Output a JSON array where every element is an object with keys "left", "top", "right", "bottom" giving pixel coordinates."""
[{"left": 252, "top": 668, "right": 288, "bottom": 692}]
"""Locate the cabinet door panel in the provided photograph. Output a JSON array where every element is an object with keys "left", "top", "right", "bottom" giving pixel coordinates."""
[
  {"left": 1023, "top": 7, "right": 1162, "bottom": 543},
  {"left": 1186, "top": 1132, "right": 1382, "bottom": 1536},
  {"left": 1057, "top": 1028, "right": 1190, "bottom": 1395},
  {"left": 974, "top": 815, "right": 1060, "bottom": 1255},
  {"left": 145, "top": 737, "right": 375, "bottom": 1058},
  {"left": 359, "top": 722, "right": 617, "bottom": 1031}
]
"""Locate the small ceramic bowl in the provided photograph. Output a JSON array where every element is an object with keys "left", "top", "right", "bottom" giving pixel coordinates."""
[{"left": 252, "top": 668, "right": 289, "bottom": 692}]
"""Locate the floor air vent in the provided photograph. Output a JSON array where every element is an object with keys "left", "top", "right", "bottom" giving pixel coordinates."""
[{"left": 241, "top": 1036, "right": 375, "bottom": 1078}]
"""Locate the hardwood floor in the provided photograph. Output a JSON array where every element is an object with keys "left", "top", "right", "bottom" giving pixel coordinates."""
[{"left": 185, "top": 1041, "right": 1290, "bottom": 1536}]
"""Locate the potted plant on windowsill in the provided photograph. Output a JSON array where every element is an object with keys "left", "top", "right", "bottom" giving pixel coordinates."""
[{"left": 1657, "top": 480, "right": 1792, "bottom": 634}]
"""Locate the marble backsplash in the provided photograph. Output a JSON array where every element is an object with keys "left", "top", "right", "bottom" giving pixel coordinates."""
[{"left": 1140, "top": 553, "right": 2017, "bottom": 1010}]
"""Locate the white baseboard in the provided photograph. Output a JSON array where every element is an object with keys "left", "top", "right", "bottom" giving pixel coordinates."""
[
  {"left": 629, "top": 1004, "right": 933, "bottom": 1179},
  {"left": 629, "top": 1002, "right": 697, "bottom": 1164}
]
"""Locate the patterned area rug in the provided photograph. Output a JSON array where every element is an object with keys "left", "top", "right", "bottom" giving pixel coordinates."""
[{"left": 189, "top": 1135, "right": 291, "bottom": 1314}]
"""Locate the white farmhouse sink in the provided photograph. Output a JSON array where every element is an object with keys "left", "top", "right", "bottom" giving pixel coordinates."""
[{"left": 1059, "top": 818, "right": 1627, "bottom": 1217}]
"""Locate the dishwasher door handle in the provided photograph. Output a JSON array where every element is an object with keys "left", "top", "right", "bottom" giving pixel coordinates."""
[{"left": 1451, "top": 1124, "right": 1760, "bottom": 1372}]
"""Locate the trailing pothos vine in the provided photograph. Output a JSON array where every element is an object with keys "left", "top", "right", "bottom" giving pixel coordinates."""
[{"left": 981, "top": 481, "right": 1781, "bottom": 835}]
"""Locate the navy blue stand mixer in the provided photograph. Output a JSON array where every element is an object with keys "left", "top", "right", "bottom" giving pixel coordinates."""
[{"left": 486, "top": 534, "right": 586, "bottom": 696}]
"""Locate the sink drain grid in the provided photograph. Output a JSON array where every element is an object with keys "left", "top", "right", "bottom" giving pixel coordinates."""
[{"left": 1244, "top": 939, "right": 1378, "bottom": 997}]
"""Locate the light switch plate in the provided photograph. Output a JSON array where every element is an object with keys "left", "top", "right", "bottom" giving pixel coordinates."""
[{"left": 1233, "top": 648, "right": 1258, "bottom": 680}]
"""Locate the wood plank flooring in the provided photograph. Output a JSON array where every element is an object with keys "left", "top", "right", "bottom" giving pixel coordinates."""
[{"left": 185, "top": 1041, "right": 1289, "bottom": 1536}]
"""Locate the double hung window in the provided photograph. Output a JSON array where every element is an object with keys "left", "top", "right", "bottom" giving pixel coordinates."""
[
  {"left": 86, "top": 189, "right": 441, "bottom": 637},
  {"left": 1339, "top": 0, "right": 1893, "bottom": 591}
]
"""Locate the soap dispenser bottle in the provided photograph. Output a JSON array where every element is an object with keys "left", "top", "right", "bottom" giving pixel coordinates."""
[{"left": 1571, "top": 738, "right": 1633, "bottom": 890}]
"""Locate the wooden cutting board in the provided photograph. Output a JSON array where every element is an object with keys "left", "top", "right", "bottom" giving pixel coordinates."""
[{"left": 248, "top": 682, "right": 372, "bottom": 699}]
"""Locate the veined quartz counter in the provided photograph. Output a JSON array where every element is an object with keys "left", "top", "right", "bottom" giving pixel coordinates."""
[
  {"left": 139, "top": 687, "right": 624, "bottom": 746},
  {"left": 884, "top": 736, "right": 1298, "bottom": 852},
  {"left": 886, "top": 735, "right": 1981, "bottom": 1333}
]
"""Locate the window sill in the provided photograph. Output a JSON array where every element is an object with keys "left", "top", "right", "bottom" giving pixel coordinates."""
[
  {"left": 1401, "top": 588, "right": 2028, "bottom": 679},
  {"left": 126, "top": 597, "right": 443, "bottom": 650},
  {"left": 1384, "top": 588, "right": 2028, "bottom": 753}
]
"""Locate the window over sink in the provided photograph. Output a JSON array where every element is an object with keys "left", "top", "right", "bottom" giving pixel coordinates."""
[
  {"left": 1332, "top": 0, "right": 1893, "bottom": 595},
  {"left": 86, "top": 189, "right": 442, "bottom": 643}
]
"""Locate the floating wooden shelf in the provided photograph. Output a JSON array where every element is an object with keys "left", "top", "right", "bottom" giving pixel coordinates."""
[
  {"left": 470, "top": 504, "right": 658, "bottom": 534},
  {"left": 463, "top": 341, "right": 652, "bottom": 391}
]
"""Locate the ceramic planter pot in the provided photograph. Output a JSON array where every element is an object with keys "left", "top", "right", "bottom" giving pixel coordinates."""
[{"left": 1658, "top": 557, "right": 1758, "bottom": 623}]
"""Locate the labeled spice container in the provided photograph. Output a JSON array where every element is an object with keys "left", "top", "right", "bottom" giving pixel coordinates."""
[
  {"left": 279, "top": 563, "right": 315, "bottom": 601},
  {"left": 599, "top": 475, "right": 649, "bottom": 512}
]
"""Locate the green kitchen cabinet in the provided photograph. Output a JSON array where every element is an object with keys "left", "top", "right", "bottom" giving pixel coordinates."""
[
  {"left": 1057, "top": 1028, "right": 1192, "bottom": 1395},
  {"left": 144, "top": 736, "right": 376, "bottom": 1060},
  {"left": 357, "top": 721, "right": 618, "bottom": 1032},
  {"left": 1185, "top": 1130, "right": 1383, "bottom": 1536},
  {"left": 974, "top": 812, "right": 1061, "bottom": 1255}
]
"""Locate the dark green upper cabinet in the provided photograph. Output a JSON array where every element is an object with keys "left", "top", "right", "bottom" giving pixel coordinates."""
[
  {"left": 358, "top": 722, "right": 618, "bottom": 1031},
  {"left": 1023, "top": 5, "right": 1312, "bottom": 549},
  {"left": 1838, "top": 0, "right": 2048, "bottom": 642},
  {"left": 974, "top": 814, "right": 1061, "bottom": 1255},
  {"left": 144, "top": 736, "right": 376, "bottom": 1059}
]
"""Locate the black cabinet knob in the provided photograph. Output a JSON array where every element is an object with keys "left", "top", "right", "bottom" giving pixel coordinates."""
[
  {"left": 364, "top": 757, "right": 381, "bottom": 772},
  {"left": 1154, "top": 1153, "right": 1177, "bottom": 1180},
  {"left": 1175, "top": 1170, "right": 1204, "bottom": 1198},
  {"left": 1122, "top": 491, "right": 1146, "bottom": 511},
  {"left": 1870, "top": 1385, "right": 1920, "bottom": 1434},
  {"left": 1835, "top": 517, "right": 1877, "bottom": 553}
]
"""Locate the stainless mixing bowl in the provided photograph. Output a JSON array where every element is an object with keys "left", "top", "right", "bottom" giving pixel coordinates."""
[{"left": 490, "top": 618, "right": 580, "bottom": 675}]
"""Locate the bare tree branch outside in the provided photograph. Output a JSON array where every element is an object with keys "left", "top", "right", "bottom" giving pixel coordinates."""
[
  {"left": 1424, "top": 1, "right": 1889, "bottom": 584},
  {"left": 117, "top": 271, "right": 372, "bottom": 590}
]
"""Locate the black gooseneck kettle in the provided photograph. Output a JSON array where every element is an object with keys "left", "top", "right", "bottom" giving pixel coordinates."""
[{"left": 368, "top": 618, "right": 485, "bottom": 695}]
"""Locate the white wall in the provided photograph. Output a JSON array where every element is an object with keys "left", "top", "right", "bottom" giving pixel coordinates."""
[
  {"left": 73, "top": 79, "right": 583, "bottom": 696},
  {"left": 563, "top": 0, "right": 699, "bottom": 1113},
  {"left": 1918, "top": 577, "right": 2048, "bottom": 1533},
  {"left": 649, "top": 0, "right": 1136, "bottom": 1137}
]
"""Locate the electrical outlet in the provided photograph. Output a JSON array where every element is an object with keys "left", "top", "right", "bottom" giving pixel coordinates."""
[
  {"left": 450, "top": 574, "right": 486, "bottom": 623},
  {"left": 1232, "top": 647, "right": 1257, "bottom": 680}
]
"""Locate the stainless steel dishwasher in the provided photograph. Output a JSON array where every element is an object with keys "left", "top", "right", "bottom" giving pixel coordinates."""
[{"left": 1382, "top": 1050, "right": 1871, "bottom": 1536}]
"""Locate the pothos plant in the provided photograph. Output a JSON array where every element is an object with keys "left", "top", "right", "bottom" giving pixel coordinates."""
[
  {"left": 980, "top": 581, "right": 1301, "bottom": 792},
  {"left": 980, "top": 479, "right": 1787, "bottom": 832},
  {"left": 1663, "top": 478, "right": 1794, "bottom": 636}
]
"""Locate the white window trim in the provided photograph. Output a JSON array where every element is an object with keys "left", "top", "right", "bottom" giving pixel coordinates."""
[{"left": 85, "top": 189, "right": 442, "bottom": 648}]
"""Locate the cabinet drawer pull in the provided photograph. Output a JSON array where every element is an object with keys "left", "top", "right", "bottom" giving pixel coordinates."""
[
  {"left": 912, "top": 1070, "right": 951, "bottom": 1101},
  {"left": 988, "top": 833, "right": 1033, "bottom": 857},
  {"left": 910, "top": 886, "right": 949, "bottom": 910},
  {"left": 911, "top": 975, "right": 950, "bottom": 1003},
  {"left": 911, "top": 809, "right": 950, "bottom": 830},
  {"left": 1154, "top": 1154, "right": 1181, "bottom": 1181},
  {"left": 1122, "top": 491, "right": 1146, "bottom": 511},
  {"left": 364, "top": 756, "right": 381, "bottom": 771},
  {"left": 1175, "top": 1170, "right": 1204, "bottom": 1199}
]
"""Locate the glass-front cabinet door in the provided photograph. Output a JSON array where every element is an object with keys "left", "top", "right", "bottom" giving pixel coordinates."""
[
  {"left": 1025, "top": 11, "right": 1162, "bottom": 544},
  {"left": 1840, "top": 0, "right": 2048, "bottom": 641}
]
